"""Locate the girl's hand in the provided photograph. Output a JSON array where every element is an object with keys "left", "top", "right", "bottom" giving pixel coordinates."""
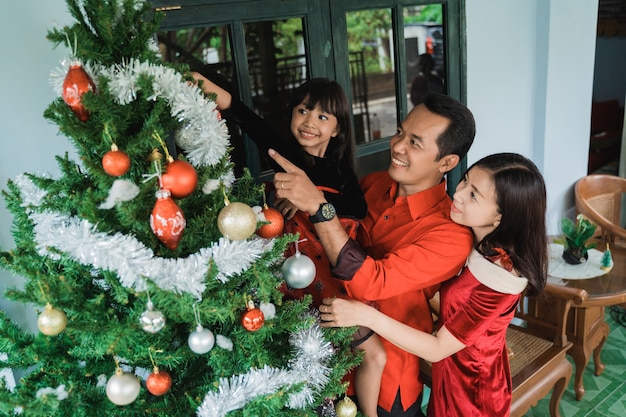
[
  {"left": 319, "top": 297, "right": 375, "bottom": 328},
  {"left": 274, "top": 197, "right": 299, "bottom": 220}
]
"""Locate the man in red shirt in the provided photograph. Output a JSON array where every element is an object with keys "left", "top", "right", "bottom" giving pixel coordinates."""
[{"left": 269, "top": 93, "right": 476, "bottom": 417}]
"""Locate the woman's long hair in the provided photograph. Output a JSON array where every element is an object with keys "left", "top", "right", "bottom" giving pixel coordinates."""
[{"left": 469, "top": 153, "right": 548, "bottom": 295}]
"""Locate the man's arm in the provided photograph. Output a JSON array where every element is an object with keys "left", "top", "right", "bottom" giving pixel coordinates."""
[{"left": 269, "top": 149, "right": 350, "bottom": 265}]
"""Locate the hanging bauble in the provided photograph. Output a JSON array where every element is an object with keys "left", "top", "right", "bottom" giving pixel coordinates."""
[
  {"left": 102, "top": 144, "right": 131, "bottom": 176},
  {"left": 37, "top": 303, "right": 67, "bottom": 336},
  {"left": 217, "top": 201, "right": 257, "bottom": 241},
  {"left": 241, "top": 300, "right": 265, "bottom": 332},
  {"left": 161, "top": 159, "right": 198, "bottom": 199},
  {"left": 256, "top": 206, "right": 284, "bottom": 239},
  {"left": 139, "top": 300, "right": 165, "bottom": 334},
  {"left": 106, "top": 369, "right": 141, "bottom": 406},
  {"left": 282, "top": 251, "right": 316, "bottom": 289},
  {"left": 62, "top": 62, "right": 96, "bottom": 122},
  {"left": 150, "top": 189, "right": 186, "bottom": 250},
  {"left": 146, "top": 368, "right": 172, "bottom": 396},
  {"left": 335, "top": 397, "right": 358, "bottom": 417},
  {"left": 188, "top": 324, "right": 215, "bottom": 354}
]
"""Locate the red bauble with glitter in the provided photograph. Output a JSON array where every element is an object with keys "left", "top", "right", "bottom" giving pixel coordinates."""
[
  {"left": 102, "top": 144, "right": 131, "bottom": 176},
  {"left": 150, "top": 189, "right": 186, "bottom": 250},
  {"left": 62, "top": 63, "right": 96, "bottom": 122},
  {"left": 161, "top": 160, "right": 198, "bottom": 199},
  {"left": 146, "top": 369, "right": 172, "bottom": 396},
  {"left": 241, "top": 304, "right": 265, "bottom": 332},
  {"left": 256, "top": 206, "right": 284, "bottom": 239}
]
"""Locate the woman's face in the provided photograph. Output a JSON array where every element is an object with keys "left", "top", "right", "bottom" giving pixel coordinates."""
[
  {"left": 450, "top": 166, "right": 502, "bottom": 242},
  {"left": 290, "top": 101, "right": 339, "bottom": 157}
]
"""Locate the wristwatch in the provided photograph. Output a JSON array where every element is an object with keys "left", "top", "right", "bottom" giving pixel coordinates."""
[{"left": 309, "top": 202, "right": 336, "bottom": 224}]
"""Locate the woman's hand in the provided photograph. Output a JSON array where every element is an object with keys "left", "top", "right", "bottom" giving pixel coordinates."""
[{"left": 318, "top": 297, "right": 376, "bottom": 328}]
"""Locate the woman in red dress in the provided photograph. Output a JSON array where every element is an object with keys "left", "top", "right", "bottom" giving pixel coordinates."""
[{"left": 320, "top": 152, "right": 548, "bottom": 416}]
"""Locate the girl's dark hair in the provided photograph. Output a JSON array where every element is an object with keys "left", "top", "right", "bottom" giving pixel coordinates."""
[
  {"left": 286, "top": 78, "right": 355, "bottom": 170},
  {"left": 468, "top": 153, "right": 548, "bottom": 295}
]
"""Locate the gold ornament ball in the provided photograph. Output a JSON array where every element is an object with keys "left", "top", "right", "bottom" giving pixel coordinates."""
[
  {"left": 217, "top": 202, "right": 257, "bottom": 240},
  {"left": 335, "top": 396, "right": 358, "bottom": 417},
  {"left": 37, "top": 304, "right": 68, "bottom": 336}
]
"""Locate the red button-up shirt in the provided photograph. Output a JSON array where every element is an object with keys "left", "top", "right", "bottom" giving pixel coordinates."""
[{"left": 333, "top": 171, "right": 473, "bottom": 412}]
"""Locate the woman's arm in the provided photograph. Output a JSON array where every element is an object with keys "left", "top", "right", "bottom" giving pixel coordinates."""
[{"left": 319, "top": 297, "right": 465, "bottom": 363}]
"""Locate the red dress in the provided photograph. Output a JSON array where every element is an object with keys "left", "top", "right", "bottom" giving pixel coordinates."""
[{"left": 428, "top": 249, "right": 528, "bottom": 417}]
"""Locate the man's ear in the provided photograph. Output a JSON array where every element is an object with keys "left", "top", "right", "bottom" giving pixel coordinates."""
[{"left": 438, "top": 154, "right": 460, "bottom": 173}]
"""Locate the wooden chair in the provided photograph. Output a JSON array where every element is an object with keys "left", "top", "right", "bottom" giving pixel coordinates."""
[
  {"left": 575, "top": 174, "right": 626, "bottom": 246},
  {"left": 420, "top": 286, "right": 587, "bottom": 417}
]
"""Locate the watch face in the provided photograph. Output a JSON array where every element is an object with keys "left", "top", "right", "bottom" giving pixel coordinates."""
[{"left": 321, "top": 203, "right": 336, "bottom": 219}]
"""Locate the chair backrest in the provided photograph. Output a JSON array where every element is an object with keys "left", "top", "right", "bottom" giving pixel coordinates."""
[
  {"left": 513, "top": 286, "right": 586, "bottom": 347},
  {"left": 574, "top": 174, "right": 626, "bottom": 244}
]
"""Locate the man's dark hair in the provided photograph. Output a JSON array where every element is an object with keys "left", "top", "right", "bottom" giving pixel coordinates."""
[{"left": 423, "top": 93, "right": 476, "bottom": 161}]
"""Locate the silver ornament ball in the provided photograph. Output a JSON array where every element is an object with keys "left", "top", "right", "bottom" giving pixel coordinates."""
[
  {"left": 188, "top": 325, "right": 215, "bottom": 354},
  {"left": 139, "top": 308, "right": 166, "bottom": 333},
  {"left": 106, "top": 371, "right": 141, "bottom": 406},
  {"left": 282, "top": 252, "right": 316, "bottom": 289}
]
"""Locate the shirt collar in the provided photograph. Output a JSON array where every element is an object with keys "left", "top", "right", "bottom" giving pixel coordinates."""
[{"left": 390, "top": 180, "right": 450, "bottom": 220}]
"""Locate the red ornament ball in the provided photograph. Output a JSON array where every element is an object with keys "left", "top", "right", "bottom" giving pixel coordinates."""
[
  {"left": 241, "top": 307, "right": 265, "bottom": 332},
  {"left": 256, "top": 206, "right": 284, "bottom": 239},
  {"left": 146, "top": 369, "right": 172, "bottom": 396},
  {"left": 150, "top": 189, "right": 186, "bottom": 250},
  {"left": 161, "top": 160, "right": 198, "bottom": 199},
  {"left": 102, "top": 145, "right": 131, "bottom": 176},
  {"left": 62, "top": 63, "right": 96, "bottom": 122}
]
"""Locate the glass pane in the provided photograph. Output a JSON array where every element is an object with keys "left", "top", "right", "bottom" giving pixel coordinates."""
[
  {"left": 157, "top": 25, "right": 248, "bottom": 174},
  {"left": 346, "top": 9, "right": 396, "bottom": 145},
  {"left": 404, "top": 5, "right": 446, "bottom": 111},
  {"left": 157, "top": 18, "right": 307, "bottom": 178},
  {"left": 243, "top": 18, "right": 307, "bottom": 173}
]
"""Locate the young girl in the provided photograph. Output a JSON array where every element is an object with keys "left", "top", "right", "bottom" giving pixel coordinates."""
[
  {"left": 319, "top": 152, "right": 549, "bottom": 417},
  {"left": 190, "top": 72, "right": 384, "bottom": 417}
]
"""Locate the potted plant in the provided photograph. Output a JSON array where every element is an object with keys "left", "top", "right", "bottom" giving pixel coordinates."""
[{"left": 557, "top": 214, "right": 598, "bottom": 265}]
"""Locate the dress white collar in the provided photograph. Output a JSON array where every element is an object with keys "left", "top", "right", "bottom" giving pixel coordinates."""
[{"left": 466, "top": 249, "right": 528, "bottom": 294}]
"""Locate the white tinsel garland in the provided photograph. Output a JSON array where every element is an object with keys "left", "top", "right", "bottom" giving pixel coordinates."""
[
  {"left": 17, "top": 175, "right": 268, "bottom": 298},
  {"left": 50, "top": 57, "right": 229, "bottom": 168},
  {"left": 197, "top": 322, "right": 334, "bottom": 417}
]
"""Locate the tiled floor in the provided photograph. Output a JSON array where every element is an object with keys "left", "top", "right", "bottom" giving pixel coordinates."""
[{"left": 523, "top": 306, "right": 626, "bottom": 417}]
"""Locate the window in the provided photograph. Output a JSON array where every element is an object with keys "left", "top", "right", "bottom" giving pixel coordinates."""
[{"left": 155, "top": 0, "right": 465, "bottom": 184}]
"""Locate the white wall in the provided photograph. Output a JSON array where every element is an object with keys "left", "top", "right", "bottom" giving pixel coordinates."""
[
  {"left": 465, "top": 0, "right": 598, "bottom": 234},
  {"left": 0, "top": 0, "right": 601, "bottom": 330},
  {"left": 0, "top": 0, "right": 74, "bottom": 332}
]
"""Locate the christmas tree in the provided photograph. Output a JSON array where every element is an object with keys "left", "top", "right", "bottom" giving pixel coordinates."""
[{"left": 0, "top": 1, "right": 359, "bottom": 416}]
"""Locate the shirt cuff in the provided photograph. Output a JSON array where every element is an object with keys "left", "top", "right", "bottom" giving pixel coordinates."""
[{"left": 332, "top": 238, "right": 366, "bottom": 281}]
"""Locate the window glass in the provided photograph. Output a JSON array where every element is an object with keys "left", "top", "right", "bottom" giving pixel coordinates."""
[
  {"left": 404, "top": 5, "right": 446, "bottom": 111},
  {"left": 346, "top": 9, "right": 396, "bottom": 145},
  {"left": 158, "top": 18, "right": 307, "bottom": 177}
]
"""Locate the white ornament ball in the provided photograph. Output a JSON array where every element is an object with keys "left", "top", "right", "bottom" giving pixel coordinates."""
[
  {"left": 282, "top": 252, "right": 316, "bottom": 289},
  {"left": 217, "top": 202, "right": 257, "bottom": 240},
  {"left": 106, "top": 371, "right": 141, "bottom": 406},
  {"left": 37, "top": 304, "right": 68, "bottom": 336},
  {"left": 188, "top": 325, "right": 215, "bottom": 354}
]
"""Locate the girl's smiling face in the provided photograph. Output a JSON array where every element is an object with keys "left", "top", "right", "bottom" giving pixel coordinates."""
[
  {"left": 290, "top": 101, "right": 339, "bottom": 157},
  {"left": 450, "top": 166, "right": 502, "bottom": 243}
]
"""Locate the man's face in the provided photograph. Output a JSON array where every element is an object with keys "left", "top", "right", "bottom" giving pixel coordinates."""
[{"left": 388, "top": 104, "right": 452, "bottom": 196}]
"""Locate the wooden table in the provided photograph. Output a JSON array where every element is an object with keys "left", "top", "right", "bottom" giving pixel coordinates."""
[{"left": 544, "top": 241, "right": 626, "bottom": 401}]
